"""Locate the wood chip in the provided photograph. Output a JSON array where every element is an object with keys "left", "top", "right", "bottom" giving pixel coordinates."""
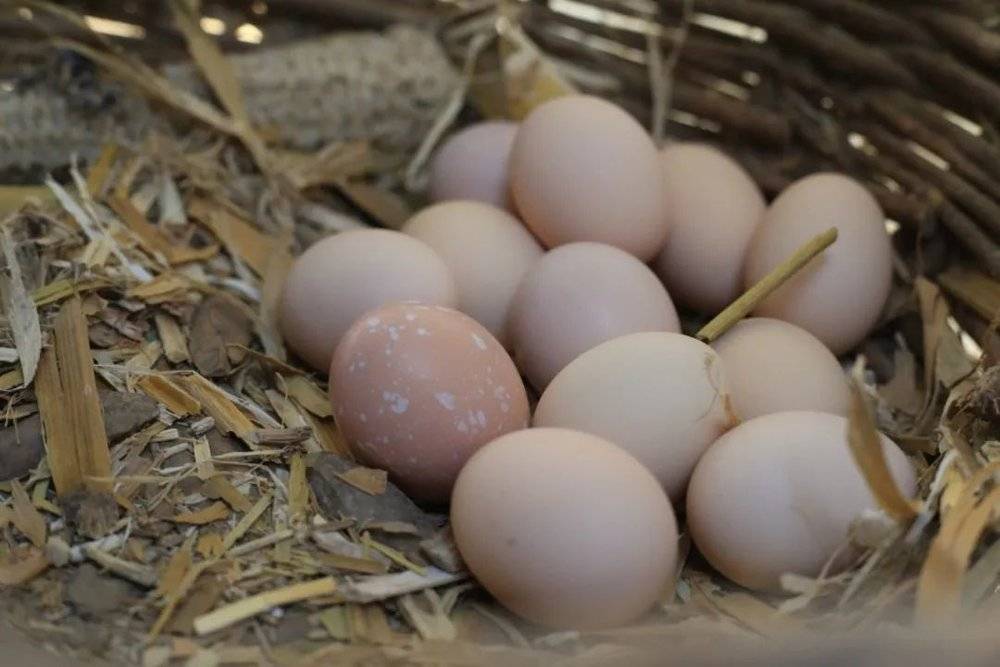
[
  {"left": 85, "top": 544, "right": 158, "bottom": 587},
  {"left": 136, "top": 374, "right": 202, "bottom": 417},
  {"left": 289, "top": 454, "right": 308, "bottom": 523},
  {"left": 35, "top": 296, "right": 112, "bottom": 496},
  {"left": 172, "top": 501, "right": 230, "bottom": 525},
  {"left": 176, "top": 372, "right": 257, "bottom": 447},
  {"left": 203, "top": 476, "right": 253, "bottom": 513},
  {"left": 221, "top": 492, "right": 272, "bottom": 552},
  {"left": 0, "top": 226, "right": 41, "bottom": 385},
  {"left": 193, "top": 577, "right": 338, "bottom": 636},
  {"left": 0, "top": 546, "right": 50, "bottom": 586},
  {"left": 193, "top": 437, "right": 216, "bottom": 480},
  {"left": 154, "top": 313, "right": 190, "bottom": 364},
  {"left": 338, "top": 568, "right": 465, "bottom": 604},
  {"left": 337, "top": 467, "right": 388, "bottom": 496},
  {"left": 283, "top": 375, "right": 333, "bottom": 418},
  {"left": 157, "top": 540, "right": 193, "bottom": 598},
  {"left": 188, "top": 198, "right": 281, "bottom": 276}
]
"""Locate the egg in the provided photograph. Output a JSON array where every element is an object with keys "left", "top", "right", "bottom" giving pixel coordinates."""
[
  {"left": 508, "top": 242, "right": 680, "bottom": 391},
  {"left": 279, "top": 229, "right": 457, "bottom": 372},
  {"left": 509, "top": 95, "right": 668, "bottom": 261},
  {"left": 654, "top": 143, "right": 765, "bottom": 314},
  {"left": 687, "top": 411, "right": 916, "bottom": 593},
  {"left": 712, "top": 318, "right": 850, "bottom": 420},
  {"left": 534, "top": 332, "right": 735, "bottom": 501},
  {"left": 401, "top": 201, "right": 543, "bottom": 346},
  {"left": 429, "top": 121, "right": 518, "bottom": 210},
  {"left": 451, "top": 428, "right": 678, "bottom": 629},
  {"left": 329, "top": 302, "right": 529, "bottom": 504},
  {"left": 743, "top": 173, "right": 893, "bottom": 354}
]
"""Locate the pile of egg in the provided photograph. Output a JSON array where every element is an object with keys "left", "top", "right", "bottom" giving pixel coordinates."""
[{"left": 279, "top": 95, "right": 916, "bottom": 630}]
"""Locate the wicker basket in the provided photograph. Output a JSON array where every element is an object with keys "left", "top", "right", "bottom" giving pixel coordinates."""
[{"left": 2, "top": 1, "right": 1000, "bottom": 665}]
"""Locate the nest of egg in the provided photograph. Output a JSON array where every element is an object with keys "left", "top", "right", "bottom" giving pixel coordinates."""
[{"left": 1, "top": 1, "right": 1000, "bottom": 664}]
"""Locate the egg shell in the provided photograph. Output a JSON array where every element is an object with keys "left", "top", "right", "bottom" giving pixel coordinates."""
[
  {"left": 712, "top": 318, "right": 850, "bottom": 420},
  {"left": 279, "top": 229, "right": 457, "bottom": 372},
  {"left": 402, "top": 201, "right": 543, "bottom": 346},
  {"left": 743, "top": 173, "right": 892, "bottom": 354},
  {"left": 429, "top": 121, "right": 518, "bottom": 210},
  {"left": 509, "top": 95, "right": 668, "bottom": 261},
  {"left": 451, "top": 428, "right": 678, "bottom": 630},
  {"left": 508, "top": 242, "right": 680, "bottom": 391},
  {"left": 654, "top": 143, "right": 765, "bottom": 314},
  {"left": 687, "top": 411, "right": 916, "bottom": 593},
  {"left": 329, "top": 302, "right": 529, "bottom": 504},
  {"left": 534, "top": 332, "right": 735, "bottom": 501}
]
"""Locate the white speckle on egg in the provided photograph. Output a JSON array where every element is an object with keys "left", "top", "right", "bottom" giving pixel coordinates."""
[
  {"left": 405, "top": 313, "right": 417, "bottom": 322},
  {"left": 382, "top": 391, "right": 410, "bottom": 414},
  {"left": 456, "top": 420, "right": 469, "bottom": 433},
  {"left": 501, "top": 402, "right": 510, "bottom": 413},
  {"left": 417, "top": 328, "right": 430, "bottom": 336},
  {"left": 476, "top": 410, "right": 487, "bottom": 427},
  {"left": 359, "top": 413, "right": 367, "bottom": 423},
  {"left": 366, "top": 317, "right": 381, "bottom": 328},
  {"left": 388, "top": 326, "right": 401, "bottom": 341},
  {"left": 435, "top": 392, "right": 457, "bottom": 410},
  {"left": 472, "top": 333, "right": 488, "bottom": 350}
]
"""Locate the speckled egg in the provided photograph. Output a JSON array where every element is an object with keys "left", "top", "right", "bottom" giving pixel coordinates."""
[{"left": 329, "top": 302, "right": 530, "bottom": 504}]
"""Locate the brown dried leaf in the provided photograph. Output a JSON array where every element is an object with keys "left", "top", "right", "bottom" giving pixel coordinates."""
[
  {"left": 171, "top": 501, "right": 230, "bottom": 525},
  {"left": 188, "top": 296, "right": 253, "bottom": 377},
  {"left": 0, "top": 226, "right": 41, "bottom": 385},
  {"left": 10, "top": 480, "right": 46, "bottom": 548},
  {"left": 136, "top": 374, "right": 202, "bottom": 417},
  {"left": 846, "top": 376, "right": 920, "bottom": 522},
  {"left": 334, "top": 180, "right": 411, "bottom": 230}
]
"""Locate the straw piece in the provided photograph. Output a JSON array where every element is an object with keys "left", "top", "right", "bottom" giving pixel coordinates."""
[
  {"left": 35, "top": 296, "right": 112, "bottom": 496},
  {"left": 188, "top": 198, "right": 279, "bottom": 276},
  {"left": 155, "top": 314, "right": 190, "bottom": 364},
  {"left": 176, "top": 373, "right": 258, "bottom": 447},
  {"left": 221, "top": 493, "right": 273, "bottom": 552},
  {"left": 171, "top": 502, "right": 230, "bottom": 525},
  {"left": 194, "top": 577, "right": 338, "bottom": 636},
  {"left": 697, "top": 227, "right": 838, "bottom": 343},
  {"left": 284, "top": 375, "right": 333, "bottom": 418}
]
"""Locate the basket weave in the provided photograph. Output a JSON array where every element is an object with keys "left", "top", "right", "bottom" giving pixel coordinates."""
[{"left": 2, "top": 1, "right": 1000, "bottom": 665}]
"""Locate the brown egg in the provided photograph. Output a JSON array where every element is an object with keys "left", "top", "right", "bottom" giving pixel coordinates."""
[
  {"left": 329, "top": 302, "right": 529, "bottom": 504},
  {"left": 654, "top": 143, "right": 765, "bottom": 314},
  {"left": 401, "top": 201, "right": 543, "bottom": 346},
  {"left": 429, "top": 121, "right": 518, "bottom": 210},
  {"left": 687, "top": 411, "right": 916, "bottom": 593},
  {"left": 712, "top": 318, "right": 850, "bottom": 420},
  {"left": 279, "top": 229, "right": 457, "bottom": 372},
  {"left": 509, "top": 95, "right": 668, "bottom": 261},
  {"left": 534, "top": 332, "right": 735, "bottom": 502},
  {"left": 452, "top": 428, "right": 678, "bottom": 629},
  {"left": 743, "top": 173, "right": 893, "bottom": 354},
  {"left": 508, "top": 242, "right": 680, "bottom": 391}
]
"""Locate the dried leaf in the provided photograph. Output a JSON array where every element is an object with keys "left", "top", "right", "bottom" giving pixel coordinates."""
[
  {"left": 136, "top": 374, "right": 202, "bottom": 417},
  {"left": 846, "top": 375, "right": 920, "bottom": 522},
  {"left": 10, "top": 480, "right": 46, "bottom": 548},
  {"left": 189, "top": 296, "right": 253, "bottom": 377},
  {"left": 334, "top": 180, "right": 411, "bottom": 230},
  {"left": 35, "top": 296, "right": 112, "bottom": 496},
  {"left": 171, "top": 501, "right": 230, "bottom": 525},
  {"left": 0, "top": 227, "right": 41, "bottom": 385}
]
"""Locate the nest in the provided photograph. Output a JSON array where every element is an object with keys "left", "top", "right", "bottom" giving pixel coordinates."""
[{"left": 0, "top": 0, "right": 1000, "bottom": 664}]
